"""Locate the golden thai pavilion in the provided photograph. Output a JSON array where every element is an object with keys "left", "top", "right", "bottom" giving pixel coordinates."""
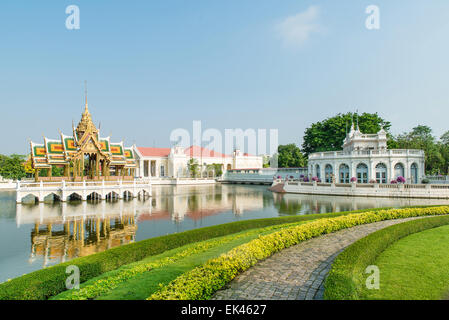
[{"left": 30, "top": 99, "right": 137, "bottom": 181}]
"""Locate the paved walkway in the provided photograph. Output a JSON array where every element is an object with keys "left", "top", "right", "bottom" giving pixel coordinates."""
[{"left": 212, "top": 217, "right": 420, "bottom": 300}]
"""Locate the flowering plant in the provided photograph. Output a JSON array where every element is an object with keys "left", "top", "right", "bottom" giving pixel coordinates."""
[
  {"left": 390, "top": 179, "right": 398, "bottom": 184},
  {"left": 397, "top": 176, "right": 406, "bottom": 183},
  {"left": 311, "top": 176, "right": 319, "bottom": 182},
  {"left": 350, "top": 177, "right": 357, "bottom": 183}
]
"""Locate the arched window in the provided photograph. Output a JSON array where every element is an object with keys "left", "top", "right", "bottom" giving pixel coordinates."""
[
  {"left": 315, "top": 164, "right": 321, "bottom": 179},
  {"left": 356, "top": 163, "right": 368, "bottom": 183},
  {"left": 411, "top": 163, "right": 418, "bottom": 184},
  {"left": 325, "top": 164, "right": 333, "bottom": 183},
  {"left": 376, "top": 163, "right": 387, "bottom": 184},
  {"left": 339, "top": 164, "right": 350, "bottom": 183},
  {"left": 394, "top": 163, "right": 405, "bottom": 179}
]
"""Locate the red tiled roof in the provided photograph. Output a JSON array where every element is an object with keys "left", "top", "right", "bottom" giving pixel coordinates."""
[
  {"left": 137, "top": 145, "right": 257, "bottom": 158},
  {"left": 184, "top": 146, "right": 231, "bottom": 158},
  {"left": 137, "top": 147, "right": 171, "bottom": 157}
]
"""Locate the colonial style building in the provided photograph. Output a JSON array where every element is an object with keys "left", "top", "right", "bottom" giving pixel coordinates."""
[
  {"left": 307, "top": 123, "right": 425, "bottom": 184},
  {"left": 134, "top": 145, "right": 263, "bottom": 178}
]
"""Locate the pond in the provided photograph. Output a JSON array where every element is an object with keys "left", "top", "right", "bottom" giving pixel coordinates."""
[{"left": 1, "top": 184, "right": 448, "bottom": 282}]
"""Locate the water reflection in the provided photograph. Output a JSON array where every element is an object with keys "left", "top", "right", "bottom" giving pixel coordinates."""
[
  {"left": 2, "top": 184, "right": 449, "bottom": 282},
  {"left": 29, "top": 214, "right": 136, "bottom": 267}
]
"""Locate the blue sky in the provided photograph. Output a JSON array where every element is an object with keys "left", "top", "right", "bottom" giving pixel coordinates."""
[{"left": 1, "top": 1, "right": 449, "bottom": 155}]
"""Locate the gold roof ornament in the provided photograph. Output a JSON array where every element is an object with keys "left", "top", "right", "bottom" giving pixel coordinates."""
[{"left": 76, "top": 81, "right": 98, "bottom": 140}]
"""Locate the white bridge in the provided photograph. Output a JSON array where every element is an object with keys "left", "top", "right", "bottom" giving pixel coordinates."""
[{"left": 16, "top": 180, "right": 152, "bottom": 203}]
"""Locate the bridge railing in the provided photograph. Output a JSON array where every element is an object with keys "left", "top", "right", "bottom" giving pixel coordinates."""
[{"left": 17, "top": 179, "right": 151, "bottom": 190}]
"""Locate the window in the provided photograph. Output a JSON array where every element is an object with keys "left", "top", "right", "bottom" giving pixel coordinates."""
[
  {"left": 160, "top": 165, "right": 165, "bottom": 177},
  {"left": 356, "top": 163, "right": 368, "bottom": 183},
  {"left": 325, "top": 164, "right": 333, "bottom": 183},
  {"left": 375, "top": 163, "right": 387, "bottom": 184},
  {"left": 339, "top": 164, "right": 350, "bottom": 183},
  {"left": 315, "top": 164, "right": 321, "bottom": 179},
  {"left": 394, "top": 163, "right": 404, "bottom": 179},
  {"left": 411, "top": 163, "right": 418, "bottom": 184}
]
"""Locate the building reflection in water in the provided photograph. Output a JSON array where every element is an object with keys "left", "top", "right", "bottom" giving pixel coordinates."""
[{"left": 16, "top": 199, "right": 147, "bottom": 268}]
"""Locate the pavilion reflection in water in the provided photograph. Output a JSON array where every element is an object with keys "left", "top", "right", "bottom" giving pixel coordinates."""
[{"left": 17, "top": 199, "right": 148, "bottom": 267}]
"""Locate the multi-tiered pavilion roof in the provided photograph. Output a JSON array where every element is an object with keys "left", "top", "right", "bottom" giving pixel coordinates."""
[{"left": 30, "top": 99, "right": 136, "bottom": 180}]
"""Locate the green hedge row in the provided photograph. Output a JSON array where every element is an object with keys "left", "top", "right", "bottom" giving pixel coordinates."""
[
  {"left": 323, "top": 215, "right": 449, "bottom": 300},
  {"left": 147, "top": 206, "right": 449, "bottom": 300},
  {"left": 0, "top": 208, "right": 376, "bottom": 300}
]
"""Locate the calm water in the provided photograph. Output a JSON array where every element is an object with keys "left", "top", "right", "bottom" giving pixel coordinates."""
[{"left": 1, "top": 184, "right": 448, "bottom": 282}]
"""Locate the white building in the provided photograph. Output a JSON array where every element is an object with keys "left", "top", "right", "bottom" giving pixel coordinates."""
[
  {"left": 307, "top": 124, "right": 425, "bottom": 184},
  {"left": 133, "top": 145, "right": 263, "bottom": 178}
]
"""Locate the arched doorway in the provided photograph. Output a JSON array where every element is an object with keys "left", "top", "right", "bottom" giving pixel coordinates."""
[
  {"left": 325, "top": 164, "right": 333, "bottom": 183},
  {"left": 339, "top": 164, "right": 350, "bottom": 183},
  {"left": 394, "top": 163, "right": 405, "bottom": 179},
  {"left": 315, "top": 164, "right": 321, "bottom": 179},
  {"left": 356, "top": 163, "right": 368, "bottom": 183},
  {"left": 376, "top": 163, "right": 387, "bottom": 184},
  {"left": 411, "top": 163, "right": 418, "bottom": 184}
]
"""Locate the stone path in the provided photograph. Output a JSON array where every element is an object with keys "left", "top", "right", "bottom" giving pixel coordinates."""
[{"left": 212, "top": 217, "right": 420, "bottom": 300}]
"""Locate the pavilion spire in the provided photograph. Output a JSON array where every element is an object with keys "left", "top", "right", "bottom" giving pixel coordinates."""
[{"left": 84, "top": 80, "right": 89, "bottom": 113}]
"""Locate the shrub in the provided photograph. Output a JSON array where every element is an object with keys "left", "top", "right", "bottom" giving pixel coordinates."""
[
  {"left": 369, "top": 179, "right": 376, "bottom": 184},
  {"left": 311, "top": 176, "right": 319, "bottom": 182},
  {"left": 422, "top": 178, "right": 430, "bottom": 184},
  {"left": 147, "top": 206, "right": 449, "bottom": 300},
  {"left": 350, "top": 177, "right": 357, "bottom": 183},
  {"left": 390, "top": 179, "right": 398, "bottom": 184},
  {"left": 324, "top": 215, "right": 449, "bottom": 300}
]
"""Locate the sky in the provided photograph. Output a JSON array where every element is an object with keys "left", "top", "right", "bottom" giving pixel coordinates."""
[{"left": 1, "top": 0, "right": 449, "bottom": 155}]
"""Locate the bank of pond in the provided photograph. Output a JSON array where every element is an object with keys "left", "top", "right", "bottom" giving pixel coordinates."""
[{"left": 2, "top": 205, "right": 449, "bottom": 300}]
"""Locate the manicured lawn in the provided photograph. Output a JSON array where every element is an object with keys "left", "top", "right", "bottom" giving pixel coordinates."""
[{"left": 362, "top": 225, "right": 449, "bottom": 300}]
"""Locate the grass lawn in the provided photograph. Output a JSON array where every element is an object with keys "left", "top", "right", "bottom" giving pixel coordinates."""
[{"left": 362, "top": 224, "right": 449, "bottom": 300}]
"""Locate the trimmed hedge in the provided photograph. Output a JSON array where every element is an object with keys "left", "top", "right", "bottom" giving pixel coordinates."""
[
  {"left": 323, "top": 215, "right": 449, "bottom": 300},
  {"left": 147, "top": 206, "right": 449, "bottom": 300},
  {"left": 0, "top": 208, "right": 375, "bottom": 300}
]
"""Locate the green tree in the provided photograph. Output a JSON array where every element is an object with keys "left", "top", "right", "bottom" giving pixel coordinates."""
[
  {"left": 393, "top": 125, "right": 445, "bottom": 174},
  {"left": 187, "top": 158, "right": 199, "bottom": 178},
  {"left": 0, "top": 154, "right": 27, "bottom": 180},
  {"left": 277, "top": 144, "right": 306, "bottom": 168},
  {"left": 302, "top": 112, "right": 392, "bottom": 155}
]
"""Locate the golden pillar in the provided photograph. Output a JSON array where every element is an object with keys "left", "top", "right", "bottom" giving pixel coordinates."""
[{"left": 81, "top": 155, "right": 84, "bottom": 178}]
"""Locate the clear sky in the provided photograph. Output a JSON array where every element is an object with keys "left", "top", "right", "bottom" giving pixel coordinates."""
[{"left": 1, "top": 0, "right": 449, "bottom": 155}]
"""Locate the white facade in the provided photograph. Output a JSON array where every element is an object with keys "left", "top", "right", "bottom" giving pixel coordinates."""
[
  {"left": 307, "top": 125, "right": 425, "bottom": 184},
  {"left": 134, "top": 146, "right": 263, "bottom": 179}
]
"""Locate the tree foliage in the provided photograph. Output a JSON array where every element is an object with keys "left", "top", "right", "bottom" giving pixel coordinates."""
[
  {"left": 302, "top": 112, "right": 392, "bottom": 155},
  {"left": 187, "top": 158, "right": 199, "bottom": 178},
  {"left": 392, "top": 125, "right": 447, "bottom": 175},
  {"left": 277, "top": 144, "right": 306, "bottom": 168},
  {"left": 0, "top": 154, "right": 27, "bottom": 180}
]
